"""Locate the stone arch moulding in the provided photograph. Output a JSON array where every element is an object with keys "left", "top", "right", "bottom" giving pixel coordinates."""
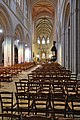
[
  {"left": 62, "top": 0, "right": 70, "bottom": 29},
  {"left": 15, "top": 24, "right": 24, "bottom": 42},
  {"left": 31, "top": 0, "right": 55, "bottom": 8},
  {"left": 26, "top": 33, "right": 30, "bottom": 47},
  {"left": 62, "top": 1, "right": 70, "bottom": 70},
  {"left": 14, "top": 24, "right": 25, "bottom": 64},
  {"left": 0, "top": 3, "right": 13, "bottom": 35},
  {"left": 0, "top": 3, "right": 14, "bottom": 67}
]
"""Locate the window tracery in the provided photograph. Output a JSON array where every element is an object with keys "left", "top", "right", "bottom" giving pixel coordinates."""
[
  {"left": 42, "top": 37, "right": 45, "bottom": 44},
  {"left": 38, "top": 37, "right": 40, "bottom": 44}
]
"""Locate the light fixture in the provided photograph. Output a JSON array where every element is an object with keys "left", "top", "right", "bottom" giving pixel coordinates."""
[
  {"left": 37, "top": 54, "right": 39, "bottom": 58},
  {"left": 17, "top": 39, "right": 19, "bottom": 43},
  {"left": 68, "top": 26, "right": 70, "bottom": 30},
  {"left": 49, "top": 54, "right": 52, "bottom": 58},
  {"left": 25, "top": 44, "right": 27, "bottom": 47}
]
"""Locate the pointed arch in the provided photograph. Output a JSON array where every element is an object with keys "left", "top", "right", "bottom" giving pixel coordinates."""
[
  {"left": 15, "top": 24, "right": 24, "bottom": 42},
  {"left": 0, "top": 3, "right": 13, "bottom": 34}
]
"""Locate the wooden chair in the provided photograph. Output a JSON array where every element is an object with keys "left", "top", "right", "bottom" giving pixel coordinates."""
[
  {"left": 15, "top": 92, "right": 33, "bottom": 116},
  {"left": 27, "top": 81, "right": 41, "bottom": 93},
  {"left": 19, "top": 79, "right": 28, "bottom": 83},
  {"left": 52, "top": 93, "right": 67, "bottom": 119},
  {"left": 0, "top": 92, "right": 17, "bottom": 120},
  {"left": 22, "top": 115, "right": 51, "bottom": 120},
  {"left": 68, "top": 94, "right": 80, "bottom": 119},
  {"left": 15, "top": 82, "right": 28, "bottom": 93},
  {"left": 0, "top": 92, "right": 17, "bottom": 114},
  {"left": 76, "top": 80, "right": 80, "bottom": 94},
  {"left": 52, "top": 80, "right": 64, "bottom": 94},
  {"left": 28, "top": 73, "right": 35, "bottom": 81},
  {"left": 33, "top": 92, "right": 50, "bottom": 117},
  {"left": 64, "top": 79, "right": 77, "bottom": 95},
  {"left": 57, "top": 118, "right": 74, "bottom": 120},
  {"left": 0, "top": 113, "right": 21, "bottom": 120}
]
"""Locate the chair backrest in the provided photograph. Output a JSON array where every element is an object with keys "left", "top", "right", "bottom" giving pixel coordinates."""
[
  {"left": 19, "top": 79, "right": 28, "bottom": 83},
  {"left": 0, "top": 113, "right": 21, "bottom": 120},
  {"left": 15, "top": 82, "right": 28, "bottom": 93},
  {"left": 70, "top": 94, "right": 80, "bottom": 118},
  {"left": 0, "top": 91, "right": 13, "bottom": 113},
  {"left": 22, "top": 115, "right": 51, "bottom": 120},
  {"left": 15, "top": 92, "right": 31, "bottom": 115},
  {"left": 57, "top": 118, "right": 74, "bottom": 120},
  {"left": 33, "top": 92, "right": 50, "bottom": 116},
  {"left": 52, "top": 93, "right": 66, "bottom": 119}
]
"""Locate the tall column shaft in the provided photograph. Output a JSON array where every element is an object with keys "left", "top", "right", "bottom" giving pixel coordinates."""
[
  {"left": 64, "top": 29, "right": 68, "bottom": 69},
  {"left": 61, "top": 29, "right": 65, "bottom": 67},
  {"left": 4, "top": 35, "right": 13, "bottom": 66},
  {"left": 76, "top": 0, "right": 80, "bottom": 77},
  {"left": 70, "top": 0, "right": 77, "bottom": 73},
  {"left": 18, "top": 42, "right": 25, "bottom": 63}
]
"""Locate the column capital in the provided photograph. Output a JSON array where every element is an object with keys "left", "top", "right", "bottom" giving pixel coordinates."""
[{"left": 4, "top": 32, "right": 16, "bottom": 39}]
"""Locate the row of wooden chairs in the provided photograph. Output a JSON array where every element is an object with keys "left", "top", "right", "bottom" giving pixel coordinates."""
[
  {"left": 0, "top": 113, "right": 52, "bottom": 120},
  {"left": 0, "top": 62, "right": 35, "bottom": 84},
  {"left": 0, "top": 62, "right": 79, "bottom": 120},
  {"left": 1, "top": 91, "right": 80, "bottom": 119},
  {"left": 15, "top": 79, "right": 78, "bottom": 95},
  {"left": 0, "top": 113, "right": 75, "bottom": 120}
]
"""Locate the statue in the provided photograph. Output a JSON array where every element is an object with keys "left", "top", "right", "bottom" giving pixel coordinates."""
[{"left": 51, "top": 41, "right": 57, "bottom": 62}]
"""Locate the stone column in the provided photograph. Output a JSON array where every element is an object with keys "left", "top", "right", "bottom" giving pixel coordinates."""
[
  {"left": 0, "top": 45, "right": 2, "bottom": 64},
  {"left": 61, "top": 28, "right": 65, "bottom": 67},
  {"left": 25, "top": 46, "right": 30, "bottom": 62},
  {"left": 76, "top": 0, "right": 80, "bottom": 78},
  {"left": 64, "top": 28, "right": 68, "bottom": 69},
  {"left": 29, "top": 39, "right": 32, "bottom": 61},
  {"left": 13, "top": 41, "right": 15, "bottom": 65},
  {"left": 70, "top": 0, "right": 77, "bottom": 73},
  {"left": 57, "top": 41, "right": 62, "bottom": 65},
  {"left": 18, "top": 42, "right": 25, "bottom": 63},
  {"left": 4, "top": 35, "right": 13, "bottom": 66}
]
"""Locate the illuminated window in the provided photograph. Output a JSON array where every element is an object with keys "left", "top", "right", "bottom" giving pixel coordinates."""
[
  {"left": 42, "top": 37, "right": 45, "bottom": 44},
  {"left": 38, "top": 37, "right": 40, "bottom": 44},
  {"left": 42, "top": 53, "right": 45, "bottom": 59},
  {"left": 47, "top": 37, "right": 49, "bottom": 44}
]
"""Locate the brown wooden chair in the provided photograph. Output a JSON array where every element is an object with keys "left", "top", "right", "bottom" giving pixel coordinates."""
[
  {"left": 67, "top": 94, "right": 80, "bottom": 119},
  {"left": 22, "top": 115, "right": 51, "bottom": 120},
  {"left": 57, "top": 118, "right": 74, "bottom": 120},
  {"left": 15, "top": 82, "right": 28, "bottom": 93},
  {"left": 0, "top": 113, "right": 21, "bottom": 120},
  {"left": 52, "top": 93, "right": 67, "bottom": 119},
  {"left": 27, "top": 81, "right": 41, "bottom": 93},
  {"left": 0, "top": 92, "right": 17, "bottom": 114},
  {"left": 15, "top": 92, "right": 33, "bottom": 116},
  {"left": 19, "top": 79, "right": 28, "bottom": 83},
  {"left": 32, "top": 92, "right": 50, "bottom": 117},
  {"left": 64, "top": 79, "right": 77, "bottom": 95},
  {"left": 0, "top": 92, "right": 17, "bottom": 120}
]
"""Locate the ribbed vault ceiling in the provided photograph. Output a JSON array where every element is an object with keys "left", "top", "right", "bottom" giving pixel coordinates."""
[{"left": 31, "top": 0, "right": 56, "bottom": 38}]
